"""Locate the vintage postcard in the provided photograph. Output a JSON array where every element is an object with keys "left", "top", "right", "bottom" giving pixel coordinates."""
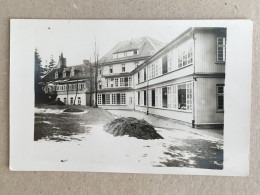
[{"left": 10, "top": 20, "right": 252, "bottom": 176}]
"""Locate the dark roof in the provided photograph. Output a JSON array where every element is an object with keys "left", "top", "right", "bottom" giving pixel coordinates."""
[
  {"left": 99, "top": 36, "right": 165, "bottom": 64},
  {"left": 41, "top": 64, "right": 91, "bottom": 83}
]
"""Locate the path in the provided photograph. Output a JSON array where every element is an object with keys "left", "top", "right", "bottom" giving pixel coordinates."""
[{"left": 107, "top": 110, "right": 223, "bottom": 140}]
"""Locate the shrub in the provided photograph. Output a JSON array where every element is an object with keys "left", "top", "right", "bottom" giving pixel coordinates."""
[{"left": 104, "top": 117, "right": 163, "bottom": 140}]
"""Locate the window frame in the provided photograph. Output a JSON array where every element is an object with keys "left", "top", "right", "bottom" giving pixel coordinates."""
[
  {"left": 216, "top": 37, "right": 226, "bottom": 63},
  {"left": 216, "top": 84, "right": 224, "bottom": 112}
]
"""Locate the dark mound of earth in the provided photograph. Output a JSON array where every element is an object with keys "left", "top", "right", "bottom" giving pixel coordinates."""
[
  {"left": 104, "top": 117, "right": 163, "bottom": 140},
  {"left": 63, "top": 108, "right": 84, "bottom": 112}
]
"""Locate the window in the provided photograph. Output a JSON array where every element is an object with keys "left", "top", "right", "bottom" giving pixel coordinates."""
[
  {"left": 138, "top": 72, "right": 140, "bottom": 84},
  {"left": 128, "top": 77, "right": 132, "bottom": 86},
  {"left": 186, "top": 83, "right": 192, "bottom": 111},
  {"left": 124, "top": 77, "right": 128, "bottom": 87},
  {"left": 217, "top": 37, "right": 226, "bottom": 62},
  {"left": 135, "top": 62, "right": 139, "bottom": 67},
  {"left": 155, "top": 88, "right": 162, "bottom": 108},
  {"left": 144, "top": 68, "right": 147, "bottom": 81},
  {"left": 102, "top": 94, "right": 106, "bottom": 104},
  {"left": 167, "top": 52, "right": 173, "bottom": 72},
  {"left": 70, "top": 97, "right": 73, "bottom": 105},
  {"left": 111, "top": 94, "right": 116, "bottom": 104},
  {"left": 78, "top": 97, "right": 81, "bottom": 105},
  {"left": 115, "top": 78, "right": 118, "bottom": 87},
  {"left": 178, "top": 45, "right": 193, "bottom": 68},
  {"left": 117, "top": 94, "right": 121, "bottom": 104},
  {"left": 109, "top": 66, "right": 113, "bottom": 73},
  {"left": 172, "top": 85, "right": 177, "bottom": 109},
  {"left": 99, "top": 83, "right": 102, "bottom": 89},
  {"left": 144, "top": 90, "right": 147, "bottom": 106},
  {"left": 63, "top": 70, "right": 66, "bottom": 78},
  {"left": 178, "top": 84, "right": 186, "bottom": 110},
  {"left": 64, "top": 98, "right": 67, "bottom": 104},
  {"left": 162, "top": 55, "right": 168, "bottom": 74},
  {"left": 55, "top": 71, "right": 58, "bottom": 79},
  {"left": 105, "top": 94, "right": 110, "bottom": 104},
  {"left": 217, "top": 85, "right": 224, "bottom": 111},
  {"left": 106, "top": 79, "right": 109, "bottom": 88},
  {"left": 110, "top": 78, "right": 114, "bottom": 88},
  {"left": 134, "top": 50, "right": 137, "bottom": 55},
  {"left": 187, "top": 47, "right": 193, "bottom": 65},
  {"left": 177, "top": 82, "right": 193, "bottom": 111},
  {"left": 97, "top": 94, "right": 102, "bottom": 105},
  {"left": 120, "top": 77, "right": 124, "bottom": 87},
  {"left": 162, "top": 87, "right": 167, "bottom": 108},
  {"left": 167, "top": 86, "right": 172, "bottom": 108},
  {"left": 122, "top": 64, "right": 125, "bottom": 72},
  {"left": 99, "top": 69, "right": 102, "bottom": 75},
  {"left": 138, "top": 91, "right": 140, "bottom": 105},
  {"left": 120, "top": 93, "right": 126, "bottom": 105},
  {"left": 151, "top": 89, "right": 155, "bottom": 107}
]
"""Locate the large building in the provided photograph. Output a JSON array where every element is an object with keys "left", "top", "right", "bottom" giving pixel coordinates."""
[
  {"left": 40, "top": 53, "right": 92, "bottom": 106},
  {"left": 132, "top": 27, "right": 226, "bottom": 128},
  {"left": 95, "top": 36, "right": 165, "bottom": 109}
]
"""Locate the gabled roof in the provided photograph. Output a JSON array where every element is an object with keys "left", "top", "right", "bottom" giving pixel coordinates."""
[
  {"left": 41, "top": 64, "right": 91, "bottom": 83},
  {"left": 99, "top": 36, "right": 165, "bottom": 64}
]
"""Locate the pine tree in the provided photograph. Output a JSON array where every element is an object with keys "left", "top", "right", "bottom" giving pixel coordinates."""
[
  {"left": 35, "top": 49, "right": 44, "bottom": 104},
  {"left": 48, "top": 55, "right": 55, "bottom": 70}
]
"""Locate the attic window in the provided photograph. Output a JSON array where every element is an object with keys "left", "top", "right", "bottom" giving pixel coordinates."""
[
  {"left": 134, "top": 50, "right": 137, "bottom": 55},
  {"left": 55, "top": 71, "right": 58, "bottom": 79},
  {"left": 63, "top": 70, "right": 66, "bottom": 78}
]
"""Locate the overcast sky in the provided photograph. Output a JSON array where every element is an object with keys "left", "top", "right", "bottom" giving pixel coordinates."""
[{"left": 32, "top": 20, "right": 195, "bottom": 66}]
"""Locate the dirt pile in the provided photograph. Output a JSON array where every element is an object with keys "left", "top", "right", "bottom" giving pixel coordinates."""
[
  {"left": 63, "top": 108, "right": 84, "bottom": 112},
  {"left": 104, "top": 117, "right": 163, "bottom": 140}
]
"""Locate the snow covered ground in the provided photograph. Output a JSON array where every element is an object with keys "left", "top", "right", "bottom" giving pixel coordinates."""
[{"left": 34, "top": 107, "right": 223, "bottom": 170}]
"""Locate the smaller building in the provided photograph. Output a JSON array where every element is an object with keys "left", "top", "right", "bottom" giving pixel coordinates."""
[{"left": 40, "top": 53, "right": 92, "bottom": 106}]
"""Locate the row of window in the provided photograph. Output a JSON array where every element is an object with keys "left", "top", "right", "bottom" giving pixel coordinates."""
[
  {"left": 97, "top": 93, "right": 126, "bottom": 105},
  {"left": 105, "top": 77, "right": 132, "bottom": 88},
  {"left": 112, "top": 50, "right": 138, "bottom": 59},
  {"left": 55, "top": 69, "right": 75, "bottom": 79},
  {"left": 137, "top": 82, "right": 193, "bottom": 111},
  {"left": 55, "top": 83, "right": 85, "bottom": 91},
  {"left": 57, "top": 97, "right": 82, "bottom": 105},
  {"left": 137, "top": 83, "right": 224, "bottom": 111},
  {"left": 137, "top": 37, "right": 226, "bottom": 84}
]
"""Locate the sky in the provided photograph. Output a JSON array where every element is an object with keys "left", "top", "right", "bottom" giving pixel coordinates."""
[{"left": 32, "top": 20, "right": 195, "bottom": 67}]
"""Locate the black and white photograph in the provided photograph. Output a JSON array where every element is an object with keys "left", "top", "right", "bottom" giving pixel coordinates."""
[{"left": 10, "top": 20, "right": 252, "bottom": 175}]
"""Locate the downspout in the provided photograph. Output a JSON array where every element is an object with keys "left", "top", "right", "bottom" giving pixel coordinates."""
[
  {"left": 146, "top": 66, "right": 149, "bottom": 115},
  {"left": 192, "top": 28, "right": 196, "bottom": 128}
]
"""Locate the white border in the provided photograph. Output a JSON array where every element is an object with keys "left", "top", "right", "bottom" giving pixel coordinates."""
[{"left": 10, "top": 20, "right": 253, "bottom": 176}]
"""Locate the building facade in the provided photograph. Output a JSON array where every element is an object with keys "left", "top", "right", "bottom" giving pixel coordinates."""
[
  {"left": 40, "top": 53, "right": 92, "bottom": 106},
  {"left": 132, "top": 27, "right": 226, "bottom": 128},
  {"left": 95, "top": 37, "right": 164, "bottom": 110}
]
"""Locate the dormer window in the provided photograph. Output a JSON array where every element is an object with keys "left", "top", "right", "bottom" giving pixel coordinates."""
[
  {"left": 109, "top": 66, "right": 113, "bottom": 73},
  {"left": 122, "top": 64, "right": 125, "bottom": 72},
  {"left": 70, "top": 68, "right": 74, "bottom": 77},
  {"left": 134, "top": 50, "right": 138, "bottom": 55},
  {"left": 55, "top": 71, "right": 58, "bottom": 79},
  {"left": 63, "top": 70, "right": 66, "bottom": 78}
]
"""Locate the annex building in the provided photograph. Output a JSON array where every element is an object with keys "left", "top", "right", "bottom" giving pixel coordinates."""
[{"left": 40, "top": 53, "right": 92, "bottom": 106}]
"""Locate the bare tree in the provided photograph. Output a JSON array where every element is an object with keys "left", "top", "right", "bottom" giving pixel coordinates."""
[
  {"left": 73, "top": 80, "right": 78, "bottom": 105},
  {"left": 93, "top": 40, "right": 99, "bottom": 108}
]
